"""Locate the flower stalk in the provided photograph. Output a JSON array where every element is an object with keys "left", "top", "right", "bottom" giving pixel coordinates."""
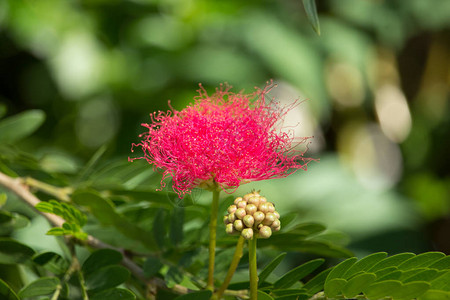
[
  {"left": 248, "top": 236, "right": 258, "bottom": 300},
  {"left": 214, "top": 235, "right": 245, "bottom": 299},
  {"left": 207, "top": 189, "right": 221, "bottom": 290}
]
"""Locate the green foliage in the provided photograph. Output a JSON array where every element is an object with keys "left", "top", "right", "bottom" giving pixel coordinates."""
[
  {"left": 0, "top": 110, "right": 45, "bottom": 144},
  {"left": 302, "top": 0, "right": 321, "bottom": 35},
  {"left": 35, "top": 200, "right": 88, "bottom": 240}
]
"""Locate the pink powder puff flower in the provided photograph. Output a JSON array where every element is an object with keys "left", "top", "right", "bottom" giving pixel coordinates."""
[{"left": 130, "top": 82, "right": 314, "bottom": 198}]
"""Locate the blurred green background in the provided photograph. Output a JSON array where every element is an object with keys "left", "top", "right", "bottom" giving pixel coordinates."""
[{"left": 1, "top": 0, "right": 449, "bottom": 257}]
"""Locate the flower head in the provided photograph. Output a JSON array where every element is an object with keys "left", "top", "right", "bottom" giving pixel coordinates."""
[{"left": 131, "top": 82, "right": 313, "bottom": 197}]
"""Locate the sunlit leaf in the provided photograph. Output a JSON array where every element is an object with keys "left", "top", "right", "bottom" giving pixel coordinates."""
[
  {"left": 391, "top": 281, "right": 430, "bottom": 299},
  {"left": 368, "top": 253, "right": 415, "bottom": 272},
  {"left": 420, "top": 289, "right": 450, "bottom": 300},
  {"left": 342, "top": 273, "right": 376, "bottom": 298},
  {"left": 363, "top": 280, "right": 402, "bottom": 299},
  {"left": 398, "top": 252, "right": 445, "bottom": 270},
  {"left": 343, "top": 252, "right": 387, "bottom": 279},
  {"left": 324, "top": 278, "right": 347, "bottom": 298}
]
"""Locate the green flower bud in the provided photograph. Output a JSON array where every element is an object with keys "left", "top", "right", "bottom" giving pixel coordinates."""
[
  {"left": 259, "top": 225, "right": 272, "bottom": 238},
  {"left": 243, "top": 215, "right": 255, "bottom": 228},
  {"left": 241, "top": 228, "right": 254, "bottom": 240},
  {"left": 270, "top": 219, "right": 281, "bottom": 229},
  {"left": 273, "top": 211, "right": 280, "bottom": 219},
  {"left": 253, "top": 211, "right": 265, "bottom": 225},
  {"left": 258, "top": 202, "right": 270, "bottom": 214},
  {"left": 234, "top": 208, "right": 246, "bottom": 220},
  {"left": 234, "top": 197, "right": 243, "bottom": 205},
  {"left": 267, "top": 202, "right": 275, "bottom": 213},
  {"left": 272, "top": 225, "right": 281, "bottom": 232},
  {"left": 223, "top": 215, "right": 230, "bottom": 225},
  {"left": 259, "top": 196, "right": 267, "bottom": 203},
  {"left": 247, "top": 196, "right": 260, "bottom": 207},
  {"left": 263, "top": 212, "right": 277, "bottom": 226},
  {"left": 245, "top": 203, "right": 257, "bottom": 215},
  {"left": 237, "top": 200, "right": 247, "bottom": 208},
  {"left": 234, "top": 219, "right": 244, "bottom": 231},
  {"left": 228, "top": 213, "right": 236, "bottom": 223},
  {"left": 227, "top": 205, "right": 237, "bottom": 214},
  {"left": 226, "top": 223, "right": 235, "bottom": 235}
]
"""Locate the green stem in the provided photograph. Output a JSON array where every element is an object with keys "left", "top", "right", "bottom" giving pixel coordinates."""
[
  {"left": 51, "top": 242, "right": 87, "bottom": 300},
  {"left": 214, "top": 235, "right": 245, "bottom": 299},
  {"left": 23, "top": 177, "right": 72, "bottom": 202},
  {"left": 207, "top": 189, "right": 220, "bottom": 290},
  {"left": 248, "top": 237, "right": 258, "bottom": 300}
]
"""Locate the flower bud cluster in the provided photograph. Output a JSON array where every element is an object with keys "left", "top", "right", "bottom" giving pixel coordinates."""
[{"left": 223, "top": 191, "right": 281, "bottom": 240}]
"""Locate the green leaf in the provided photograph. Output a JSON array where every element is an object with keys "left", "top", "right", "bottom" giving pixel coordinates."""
[
  {"left": 0, "top": 238, "right": 35, "bottom": 264},
  {"left": 0, "top": 103, "right": 6, "bottom": 119},
  {"left": 291, "top": 222, "right": 326, "bottom": 236},
  {"left": 91, "top": 288, "right": 136, "bottom": 300},
  {"left": 82, "top": 249, "right": 123, "bottom": 278},
  {"left": 374, "top": 266, "right": 398, "bottom": 278},
  {"left": 391, "top": 281, "right": 430, "bottom": 299},
  {"left": 18, "top": 277, "right": 59, "bottom": 298},
  {"left": 324, "top": 278, "right": 347, "bottom": 298},
  {"left": 258, "top": 252, "right": 287, "bottom": 285},
  {"left": 342, "top": 273, "right": 376, "bottom": 298},
  {"left": 0, "top": 279, "right": 19, "bottom": 300},
  {"left": 302, "top": 0, "right": 320, "bottom": 35},
  {"left": 271, "top": 289, "right": 308, "bottom": 297},
  {"left": 302, "top": 268, "right": 332, "bottom": 295},
  {"left": 325, "top": 257, "right": 358, "bottom": 283},
  {"left": 420, "top": 289, "right": 450, "bottom": 300},
  {"left": 343, "top": 252, "right": 387, "bottom": 279},
  {"left": 0, "top": 211, "right": 29, "bottom": 235},
  {"left": 173, "top": 290, "right": 212, "bottom": 300},
  {"left": 143, "top": 256, "right": 164, "bottom": 278},
  {"left": 33, "top": 252, "right": 70, "bottom": 275},
  {"left": 430, "top": 271, "right": 450, "bottom": 291},
  {"left": 153, "top": 208, "right": 167, "bottom": 250},
  {"left": 368, "top": 253, "right": 415, "bottom": 272},
  {"left": 85, "top": 265, "right": 130, "bottom": 292},
  {"left": 429, "top": 256, "right": 450, "bottom": 270},
  {"left": 0, "top": 193, "right": 7, "bottom": 207},
  {"left": 257, "top": 290, "right": 274, "bottom": 300},
  {"left": 377, "top": 270, "right": 402, "bottom": 281},
  {"left": 166, "top": 267, "right": 183, "bottom": 286},
  {"left": 72, "top": 190, "right": 157, "bottom": 250},
  {"left": 170, "top": 206, "right": 184, "bottom": 247},
  {"left": 403, "top": 269, "right": 439, "bottom": 283},
  {"left": 0, "top": 110, "right": 45, "bottom": 143},
  {"left": 398, "top": 252, "right": 446, "bottom": 271},
  {"left": 363, "top": 280, "right": 402, "bottom": 299},
  {"left": 274, "top": 258, "right": 324, "bottom": 289},
  {"left": 46, "top": 227, "right": 66, "bottom": 236}
]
